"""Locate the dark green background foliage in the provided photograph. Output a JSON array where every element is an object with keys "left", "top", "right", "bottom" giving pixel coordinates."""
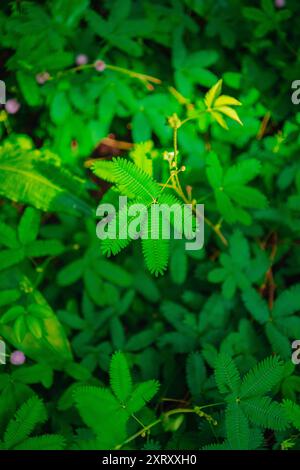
[{"left": 0, "top": 0, "right": 300, "bottom": 451}]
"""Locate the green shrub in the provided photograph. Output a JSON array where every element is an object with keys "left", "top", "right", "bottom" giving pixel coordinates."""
[{"left": 0, "top": 0, "right": 299, "bottom": 451}]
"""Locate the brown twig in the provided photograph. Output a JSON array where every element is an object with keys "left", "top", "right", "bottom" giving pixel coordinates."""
[
  {"left": 256, "top": 111, "right": 271, "bottom": 140},
  {"left": 100, "top": 136, "right": 134, "bottom": 150},
  {"left": 259, "top": 232, "right": 278, "bottom": 310}
]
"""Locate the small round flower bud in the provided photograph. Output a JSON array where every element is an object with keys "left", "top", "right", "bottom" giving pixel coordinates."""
[
  {"left": 10, "top": 350, "right": 26, "bottom": 366},
  {"left": 274, "top": 0, "right": 285, "bottom": 7},
  {"left": 186, "top": 185, "right": 192, "bottom": 198},
  {"left": 5, "top": 99, "right": 20, "bottom": 114},
  {"left": 181, "top": 166, "right": 186, "bottom": 171},
  {"left": 94, "top": 60, "right": 106, "bottom": 72},
  {"left": 36, "top": 72, "right": 50, "bottom": 84},
  {"left": 76, "top": 54, "right": 88, "bottom": 66},
  {"left": 168, "top": 113, "right": 181, "bottom": 129}
]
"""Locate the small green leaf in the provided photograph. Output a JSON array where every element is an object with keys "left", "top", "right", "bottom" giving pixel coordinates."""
[
  {"left": 13, "top": 315, "right": 27, "bottom": 344},
  {"left": 109, "top": 351, "right": 132, "bottom": 403},
  {"left": 18, "top": 207, "right": 41, "bottom": 245},
  {"left": 26, "top": 316, "right": 43, "bottom": 339},
  {"left": 1, "top": 306, "right": 25, "bottom": 325}
]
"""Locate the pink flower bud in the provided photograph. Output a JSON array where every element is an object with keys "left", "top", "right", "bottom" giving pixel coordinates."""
[
  {"left": 275, "top": 0, "right": 285, "bottom": 7},
  {"left": 76, "top": 54, "right": 88, "bottom": 66},
  {"left": 36, "top": 71, "right": 50, "bottom": 84},
  {"left": 94, "top": 60, "right": 106, "bottom": 72},
  {"left": 10, "top": 350, "right": 26, "bottom": 365},
  {"left": 5, "top": 99, "right": 20, "bottom": 114}
]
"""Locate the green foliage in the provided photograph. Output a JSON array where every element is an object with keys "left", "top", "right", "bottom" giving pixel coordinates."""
[
  {"left": 208, "top": 355, "right": 290, "bottom": 449},
  {"left": 109, "top": 351, "right": 132, "bottom": 403},
  {"left": 240, "top": 356, "right": 283, "bottom": 398},
  {"left": 112, "top": 157, "right": 160, "bottom": 203},
  {"left": 208, "top": 230, "right": 269, "bottom": 298},
  {"left": 186, "top": 352, "right": 206, "bottom": 400},
  {"left": 206, "top": 153, "right": 267, "bottom": 224},
  {"left": 283, "top": 400, "right": 300, "bottom": 430},
  {"left": 0, "top": 0, "right": 299, "bottom": 453},
  {"left": 215, "top": 353, "right": 241, "bottom": 394},
  {"left": 74, "top": 352, "right": 159, "bottom": 449},
  {"left": 243, "top": 0, "right": 291, "bottom": 38},
  {"left": 0, "top": 396, "right": 65, "bottom": 450},
  {"left": 242, "top": 284, "right": 300, "bottom": 359},
  {"left": 0, "top": 142, "right": 91, "bottom": 216}
]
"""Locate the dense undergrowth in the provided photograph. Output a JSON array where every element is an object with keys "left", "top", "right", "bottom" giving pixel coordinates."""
[{"left": 0, "top": 0, "right": 300, "bottom": 451}]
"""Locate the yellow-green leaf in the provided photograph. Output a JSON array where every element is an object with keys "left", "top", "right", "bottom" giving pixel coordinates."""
[
  {"left": 204, "top": 79, "right": 223, "bottom": 108},
  {"left": 211, "top": 111, "right": 228, "bottom": 129},
  {"left": 214, "top": 95, "right": 242, "bottom": 107},
  {"left": 217, "top": 106, "right": 243, "bottom": 126}
]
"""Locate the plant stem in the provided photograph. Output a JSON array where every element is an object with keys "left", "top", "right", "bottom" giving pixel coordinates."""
[
  {"left": 114, "top": 418, "right": 162, "bottom": 450},
  {"left": 53, "top": 59, "right": 225, "bottom": 247},
  {"left": 114, "top": 408, "right": 196, "bottom": 450},
  {"left": 170, "top": 125, "right": 188, "bottom": 201},
  {"left": 198, "top": 402, "right": 224, "bottom": 410},
  {"left": 158, "top": 182, "right": 174, "bottom": 190},
  {"left": 52, "top": 62, "right": 162, "bottom": 87},
  {"left": 180, "top": 111, "right": 206, "bottom": 127},
  {"left": 173, "top": 126, "right": 178, "bottom": 163},
  {"left": 168, "top": 125, "right": 228, "bottom": 246},
  {"left": 105, "top": 64, "right": 161, "bottom": 84},
  {"left": 115, "top": 403, "right": 223, "bottom": 450}
]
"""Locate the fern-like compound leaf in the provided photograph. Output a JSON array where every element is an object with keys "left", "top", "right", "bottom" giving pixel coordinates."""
[
  {"left": 273, "top": 284, "right": 300, "bottom": 318},
  {"left": 92, "top": 159, "right": 117, "bottom": 183},
  {"left": 240, "top": 356, "right": 283, "bottom": 398},
  {"left": 282, "top": 399, "right": 300, "bottom": 430},
  {"left": 14, "top": 435, "right": 65, "bottom": 450},
  {"left": 241, "top": 396, "right": 289, "bottom": 431},
  {"left": 100, "top": 200, "right": 136, "bottom": 257},
  {"left": 225, "top": 403, "right": 250, "bottom": 450},
  {"left": 74, "top": 386, "right": 128, "bottom": 439},
  {"left": 127, "top": 380, "right": 160, "bottom": 414},
  {"left": 4, "top": 396, "right": 47, "bottom": 449},
  {"left": 109, "top": 351, "right": 133, "bottom": 403},
  {"left": 214, "top": 353, "right": 241, "bottom": 395},
  {"left": 142, "top": 237, "right": 170, "bottom": 276},
  {"left": 112, "top": 157, "right": 160, "bottom": 203}
]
